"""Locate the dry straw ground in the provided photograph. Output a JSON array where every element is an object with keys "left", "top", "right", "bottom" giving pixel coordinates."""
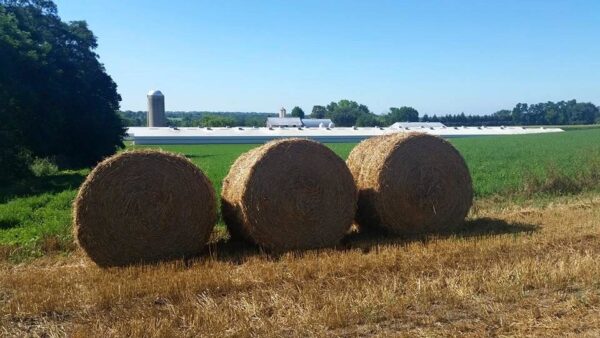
[{"left": 1, "top": 195, "right": 599, "bottom": 337}]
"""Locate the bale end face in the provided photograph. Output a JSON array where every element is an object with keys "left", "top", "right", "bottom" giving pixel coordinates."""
[
  {"left": 73, "top": 150, "right": 217, "bottom": 267},
  {"left": 347, "top": 133, "right": 473, "bottom": 234},
  {"left": 222, "top": 138, "right": 357, "bottom": 251}
]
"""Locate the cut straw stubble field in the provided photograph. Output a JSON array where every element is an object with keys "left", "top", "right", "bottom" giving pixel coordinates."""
[{"left": 1, "top": 196, "right": 599, "bottom": 337}]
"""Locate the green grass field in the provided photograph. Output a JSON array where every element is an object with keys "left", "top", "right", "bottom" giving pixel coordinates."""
[{"left": 2, "top": 128, "right": 600, "bottom": 256}]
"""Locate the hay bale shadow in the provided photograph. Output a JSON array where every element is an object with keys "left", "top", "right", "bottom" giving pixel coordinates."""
[
  {"left": 201, "top": 236, "right": 265, "bottom": 265},
  {"left": 109, "top": 218, "right": 540, "bottom": 267},
  {"left": 458, "top": 217, "right": 539, "bottom": 237},
  {"left": 194, "top": 217, "right": 540, "bottom": 264},
  {"left": 340, "top": 217, "right": 539, "bottom": 253}
]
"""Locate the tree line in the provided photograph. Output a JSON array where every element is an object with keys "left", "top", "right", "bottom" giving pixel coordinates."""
[
  {"left": 120, "top": 111, "right": 276, "bottom": 128},
  {"left": 124, "top": 99, "right": 600, "bottom": 128},
  {"left": 422, "top": 100, "right": 600, "bottom": 126},
  {"left": 309, "top": 100, "right": 600, "bottom": 127}
]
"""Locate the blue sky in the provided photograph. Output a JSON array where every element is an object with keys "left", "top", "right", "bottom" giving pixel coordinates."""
[{"left": 55, "top": 0, "right": 600, "bottom": 115}]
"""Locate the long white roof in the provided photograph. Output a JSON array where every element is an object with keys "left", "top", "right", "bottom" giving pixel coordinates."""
[
  {"left": 390, "top": 122, "right": 445, "bottom": 129},
  {"left": 301, "top": 119, "right": 334, "bottom": 127},
  {"left": 126, "top": 126, "right": 563, "bottom": 144},
  {"left": 266, "top": 117, "right": 302, "bottom": 126}
]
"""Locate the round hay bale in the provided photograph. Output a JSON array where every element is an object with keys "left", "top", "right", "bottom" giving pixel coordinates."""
[
  {"left": 347, "top": 133, "right": 473, "bottom": 234},
  {"left": 221, "top": 138, "right": 357, "bottom": 251},
  {"left": 73, "top": 150, "right": 217, "bottom": 267}
]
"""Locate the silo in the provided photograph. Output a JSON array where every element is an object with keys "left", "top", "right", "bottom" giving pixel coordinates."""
[{"left": 147, "top": 90, "right": 166, "bottom": 127}]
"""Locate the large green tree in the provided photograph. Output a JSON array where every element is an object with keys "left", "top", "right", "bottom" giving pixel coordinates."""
[
  {"left": 0, "top": 3, "right": 37, "bottom": 180},
  {"left": 355, "top": 114, "right": 383, "bottom": 127},
  {"left": 290, "top": 106, "right": 305, "bottom": 119},
  {"left": 385, "top": 106, "right": 419, "bottom": 123},
  {"left": 310, "top": 105, "right": 327, "bottom": 119},
  {"left": 0, "top": 0, "right": 124, "bottom": 176},
  {"left": 323, "top": 99, "right": 377, "bottom": 126}
]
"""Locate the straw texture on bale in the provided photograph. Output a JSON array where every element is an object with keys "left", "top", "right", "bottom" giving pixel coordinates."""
[
  {"left": 347, "top": 133, "right": 473, "bottom": 234},
  {"left": 73, "top": 150, "right": 217, "bottom": 267},
  {"left": 221, "top": 138, "right": 357, "bottom": 251}
]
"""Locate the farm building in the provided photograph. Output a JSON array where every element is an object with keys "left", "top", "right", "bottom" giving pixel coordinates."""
[
  {"left": 301, "top": 119, "right": 335, "bottom": 128},
  {"left": 266, "top": 117, "right": 303, "bottom": 128},
  {"left": 266, "top": 117, "right": 335, "bottom": 128},
  {"left": 147, "top": 90, "right": 166, "bottom": 127}
]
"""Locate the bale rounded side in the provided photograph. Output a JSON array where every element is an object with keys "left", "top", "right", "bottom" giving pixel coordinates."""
[
  {"left": 221, "top": 138, "right": 357, "bottom": 251},
  {"left": 347, "top": 133, "right": 473, "bottom": 234},
  {"left": 73, "top": 150, "right": 217, "bottom": 267}
]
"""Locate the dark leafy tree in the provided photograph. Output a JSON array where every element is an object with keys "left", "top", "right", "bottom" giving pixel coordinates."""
[
  {"left": 311, "top": 105, "right": 327, "bottom": 119},
  {"left": 290, "top": 106, "right": 305, "bottom": 119},
  {"left": 1, "top": 0, "right": 124, "bottom": 171},
  {"left": 385, "top": 106, "right": 419, "bottom": 123},
  {"left": 0, "top": 4, "right": 38, "bottom": 181},
  {"left": 326, "top": 101, "right": 338, "bottom": 113},
  {"left": 512, "top": 103, "right": 527, "bottom": 125},
  {"left": 355, "top": 114, "right": 384, "bottom": 127},
  {"left": 321, "top": 99, "right": 380, "bottom": 126}
]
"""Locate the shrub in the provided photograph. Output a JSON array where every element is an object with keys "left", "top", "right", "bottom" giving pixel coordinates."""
[{"left": 29, "top": 158, "right": 59, "bottom": 177}]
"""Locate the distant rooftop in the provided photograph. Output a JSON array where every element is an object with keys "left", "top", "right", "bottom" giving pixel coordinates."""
[
  {"left": 301, "top": 119, "right": 334, "bottom": 128},
  {"left": 266, "top": 117, "right": 302, "bottom": 127}
]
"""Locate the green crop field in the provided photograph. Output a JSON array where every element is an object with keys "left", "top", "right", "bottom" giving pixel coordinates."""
[{"left": 2, "top": 128, "right": 600, "bottom": 257}]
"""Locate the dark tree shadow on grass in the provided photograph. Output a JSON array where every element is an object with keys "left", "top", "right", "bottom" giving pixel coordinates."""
[
  {"left": 0, "top": 172, "right": 86, "bottom": 203},
  {"left": 0, "top": 218, "right": 20, "bottom": 230}
]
